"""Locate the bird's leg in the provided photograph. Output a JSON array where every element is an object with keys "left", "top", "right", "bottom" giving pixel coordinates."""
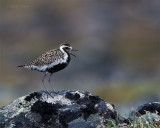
[
  {"left": 42, "top": 72, "right": 54, "bottom": 98},
  {"left": 48, "top": 73, "right": 55, "bottom": 94}
]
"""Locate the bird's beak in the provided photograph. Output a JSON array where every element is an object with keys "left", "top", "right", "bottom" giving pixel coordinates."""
[
  {"left": 70, "top": 53, "right": 76, "bottom": 57},
  {"left": 69, "top": 49, "right": 78, "bottom": 57}
]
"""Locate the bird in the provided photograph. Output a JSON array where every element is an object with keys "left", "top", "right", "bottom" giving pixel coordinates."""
[{"left": 18, "top": 43, "right": 77, "bottom": 98}]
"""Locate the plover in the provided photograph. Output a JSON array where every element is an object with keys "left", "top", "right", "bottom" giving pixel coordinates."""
[{"left": 18, "top": 43, "right": 77, "bottom": 97}]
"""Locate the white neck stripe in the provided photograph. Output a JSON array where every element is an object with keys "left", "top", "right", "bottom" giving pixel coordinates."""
[{"left": 60, "top": 45, "right": 66, "bottom": 54}]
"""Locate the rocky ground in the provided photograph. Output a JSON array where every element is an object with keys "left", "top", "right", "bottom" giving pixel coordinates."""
[{"left": 0, "top": 90, "right": 159, "bottom": 128}]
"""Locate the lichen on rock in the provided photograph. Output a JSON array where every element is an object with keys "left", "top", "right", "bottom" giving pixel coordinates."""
[{"left": 0, "top": 90, "right": 118, "bottom": 128}]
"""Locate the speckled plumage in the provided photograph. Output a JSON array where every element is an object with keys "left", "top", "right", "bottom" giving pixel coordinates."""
[
  {"left": 26, "top": 49, "right": 65, "bottom": 66},
  {"left": 18, "top": 44, "right": 73, "bottom": 73}
]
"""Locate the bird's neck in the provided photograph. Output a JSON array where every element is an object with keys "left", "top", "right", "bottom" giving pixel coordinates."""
[
  {"left": 59, "top": 47, "right": 71, "bottom": 60},
  {"left": 59, "top": 46, "right": 70, "bottom": 55},
  {"left": 60, "top": 46, "right": 66, "bottom": 54}
]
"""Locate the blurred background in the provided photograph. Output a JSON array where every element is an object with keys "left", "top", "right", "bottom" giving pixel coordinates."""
[{"left": 0, "top": 0, "right": 160, "bottom": 116}]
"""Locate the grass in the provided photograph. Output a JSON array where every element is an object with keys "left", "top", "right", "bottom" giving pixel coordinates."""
[
  {"left": 106, "top": 120, "right": 160, "bottom": 128},
  {"left": 106, "top": 111, "right": 160, "bottom": 128}
]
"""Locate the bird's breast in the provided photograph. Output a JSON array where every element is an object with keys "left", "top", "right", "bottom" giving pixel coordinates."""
[
  {"left": 46, "top": 55, "right": 70, "bottom": 73},
  {"left": 46, "top": 62, "right": 68, "bottom": 73}
]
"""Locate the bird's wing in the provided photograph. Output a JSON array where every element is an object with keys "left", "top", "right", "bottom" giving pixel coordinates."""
[{"left": 31, "top": 49, "right": 63, "bottom": 66}]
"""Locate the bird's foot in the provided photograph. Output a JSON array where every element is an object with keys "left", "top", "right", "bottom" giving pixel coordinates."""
[{"left": 43, "top": 91, "right": 55, "bottom": 99}]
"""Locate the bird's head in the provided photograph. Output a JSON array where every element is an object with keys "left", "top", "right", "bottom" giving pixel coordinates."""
[
  {"left": 60, "top": 43, "right": 78, "bottom": 57},
  {"left": 60, "top": 43, "right": 72, "bottom": 51}
]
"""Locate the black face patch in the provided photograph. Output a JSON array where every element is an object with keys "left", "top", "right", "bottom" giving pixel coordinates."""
[
  {"left": 63, "top": 47, "right": 72, "bottom": 53},
  {"left": 63, "top": 47, "right": 70, "bottom": 50}
]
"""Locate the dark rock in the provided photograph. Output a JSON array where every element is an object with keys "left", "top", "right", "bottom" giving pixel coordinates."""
[
  {"left": 137, "top": 102, "right": 160, "bottom": 116},
  {"left": 129, "top": 102, "right": 160, "bottom": 125},
  {"left": 0, "top": 90, "right": 118, "bottom": 128},
  {"left": 25, "top": 92, "right": 42, "bottom": 102}
]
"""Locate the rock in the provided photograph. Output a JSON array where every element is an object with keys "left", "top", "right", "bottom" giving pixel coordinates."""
[
  {"left": 0, "top": 90, "right": 118, "bottom": 128},
  {"left": 136, "top": 102, "right": 160, "bottom": 115},
  {"left": 129, "top": 102, "right": 160, "bottom": 125}
]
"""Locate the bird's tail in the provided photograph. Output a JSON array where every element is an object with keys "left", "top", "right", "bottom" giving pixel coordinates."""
[{"left": 17, "top": 65, "right": 25, "bottom": 68}]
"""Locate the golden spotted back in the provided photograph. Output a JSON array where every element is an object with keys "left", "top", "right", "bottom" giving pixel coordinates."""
[{"left": 26, "top": 49, "right": 64, "bottom": 67}]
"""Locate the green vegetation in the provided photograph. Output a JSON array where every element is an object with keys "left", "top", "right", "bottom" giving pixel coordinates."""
[
  {"left": 106, "top": 111, "right": 160, "bottom": 128},
  {"left": 106, "top": 118, "right": 160, "bottom": 128}
]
